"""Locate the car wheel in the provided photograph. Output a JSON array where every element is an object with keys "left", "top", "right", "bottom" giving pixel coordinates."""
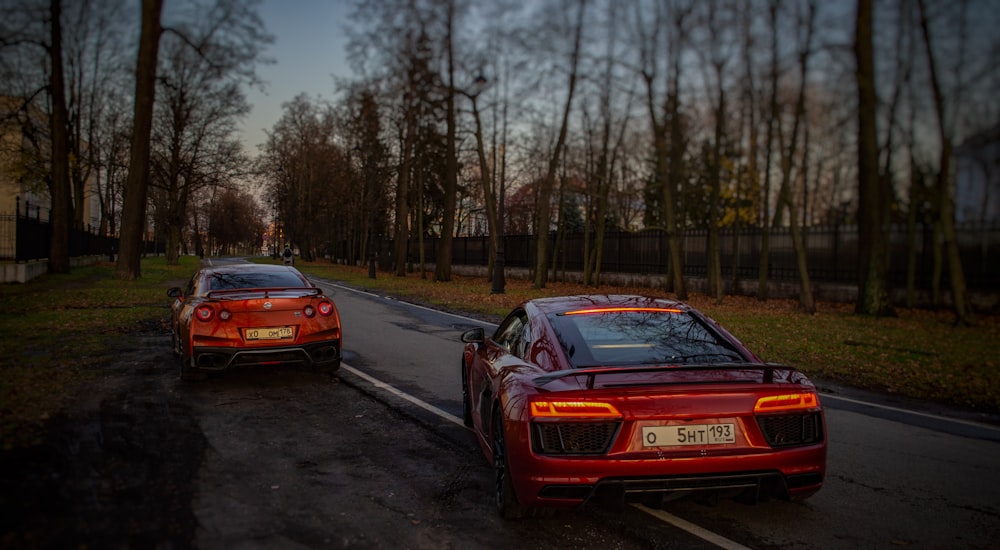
[
  {"left": 178, "top": 349, "right": 206, "bottom": 382},
  {"left": 318, "top": 359, "right": 341, "bottom": 379},
  {"left": 461, "top": 360, "right": 473, "bottom": 427},
  {"left": 171, "top": 327, "right": 182, "bottom": 357},
  {"left": 492, "top": 408, "right": 525, "bottom": 519}
]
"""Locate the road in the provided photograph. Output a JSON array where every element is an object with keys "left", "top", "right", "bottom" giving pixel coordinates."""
[{"left": 308, "top": 273, "right": 1000, "bottom": 549}]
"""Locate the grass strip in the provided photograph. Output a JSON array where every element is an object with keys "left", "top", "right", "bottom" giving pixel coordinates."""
[{"left": 0, "top": 256, "right": 196, "bottom": 449}]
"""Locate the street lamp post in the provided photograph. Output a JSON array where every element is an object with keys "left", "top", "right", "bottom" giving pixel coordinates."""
[
  {"left": 486, "top": 71, "right": 506, "bottom": 295},
  {"left": 491, "top": 177, "right": 506, "bottom": 294},
  {"left": 368, "top": 205, "right": 376, "bottom": 279},
  {"left": 354, "top": 144, "right": 377, "bottom": 279}
]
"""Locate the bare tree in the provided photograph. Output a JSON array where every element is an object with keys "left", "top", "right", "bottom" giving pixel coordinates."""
[
  {"left": 634, "top": 0, "right": 693, "bottom": 299},
  {"left": 519, "top": 0, "right": 584, "bottom": 289},
  {"left": 149, "top": 10, "right": 262, "bottom": 265},
  {"left": 46, "top": 0, "right": 72, "bottom": 274},
  {"left": 917, "top": 0, "right": 972, "bottom": 324},
  {"left": 772, "top": 0, "right": 817, "bottom": 313},
  {"left": 63, "top": 0, "right": 131, "bottom": 232},
  {"left": 698, "top": 1, "right": 737, "bottom": 303},
  {"left": 115, "top": 0, "right": 163, "bottom": 280},
  {"left": 582, "top": 1, "right": 633, "bottom": 287},
  {"left": 757, "top": 0, "right": 780, "bottom": 302},
  {"left": 116, "top": 0, "right": 270, "bottom": 277},
  {"left": 855, "top": 0, "right": 895, "bottom": 316}
]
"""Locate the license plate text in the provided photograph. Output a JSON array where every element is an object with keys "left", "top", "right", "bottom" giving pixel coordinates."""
[{"left": 642, "top": 423, "right": 736, "bottom": 447}]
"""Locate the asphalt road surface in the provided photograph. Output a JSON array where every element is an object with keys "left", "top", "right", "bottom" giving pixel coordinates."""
[
  {"left": 3, "top": 258, "right": 998, "bottom": 549},
  {"left": 307, "top": 269, "right": 1000, "bottom": 549}
]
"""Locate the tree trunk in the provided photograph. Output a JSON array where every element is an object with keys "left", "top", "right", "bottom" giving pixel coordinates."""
[
  {"left": 758, "top": 0, "right": 780, "bottom": 302},
  {"left": 48, "top": 0, "right": 72, "bottom": 274},
  {"left": 775, "top": 0, "right": 817, "bottom": 314},
  {"left": 855, "top": 0, "right": 894, "bottom": 316},
  {"left": 917, "top": 0, "right": 972, "bottom": 325},
  {"left": 115, "top": 0, "right": 163, "bottom": 280},
  {"left": 708, "top": 86, "right": 725, "bottom": 303},
  {"left": 435, "top": 1, "right": 457, "bottom": 282},
  {"left": 471, "top": 94, "right": 498, "bottom": 283},
  {"left": 394, "top": 102, "right": 415, "bottom": 277}
]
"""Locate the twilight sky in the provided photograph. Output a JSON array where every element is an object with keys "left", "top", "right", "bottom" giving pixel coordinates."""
[{"left": 239, "top": 0, "right": 354, "bottom": 154}]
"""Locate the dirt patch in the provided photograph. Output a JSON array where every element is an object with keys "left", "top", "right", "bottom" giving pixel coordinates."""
[
  {"left": 0, "top": 324, "right": 704, "bottom": 549},
  {"left": 0, "top": 331, "right": 204, "bottom": 548}
]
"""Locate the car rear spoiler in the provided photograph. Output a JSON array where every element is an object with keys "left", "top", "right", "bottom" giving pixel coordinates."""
[
  {"left": 206, "top": 287, "right": 321, "bottom": 299},
  {"left": 533, "top": 362, "right": 794, "bottom": 390}
]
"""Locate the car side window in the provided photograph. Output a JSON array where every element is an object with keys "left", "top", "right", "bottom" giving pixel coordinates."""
[
  {"left": 494, "top": 310, "right": 530, "bottom": 359},
  {"left": 516, "top": 320, "right": 532, "bottom": 360}
]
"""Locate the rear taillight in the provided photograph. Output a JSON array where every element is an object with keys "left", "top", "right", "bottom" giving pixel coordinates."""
[
  {"left": 195, "top": 305, "right": 215, "bottom": 322},
  {"left": 318, "top": 301, "right": 334, "bottom": 316},
  {"left": 303, "top": 305, "right": 316, "bottom": 318},
  {"left": 754, "top": 392, "right": 820, "bottom": 413},
  {"left": 218, "top": 309, "right": 232, "bottom": 321},
  {"left": 530, "top": 401, "right": 622, "bottom": 418}
]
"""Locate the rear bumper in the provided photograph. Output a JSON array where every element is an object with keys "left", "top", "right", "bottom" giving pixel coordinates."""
[
  {"left": 512, "top": 444, "right": 826, "bottom": 507},
  {"left": 191, "top": 340, "right": 341, "bottom": 371}
]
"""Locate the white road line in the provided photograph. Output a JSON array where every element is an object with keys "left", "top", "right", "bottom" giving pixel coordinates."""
[
  {"left": 338, "top": 361, "right": 742, "bottom": 549},
  {"left": 340, "top": 362, "right": 467, "bottom": 428},
  {"left": 632, "top": 504, "right": 752, "bottom": 550}
]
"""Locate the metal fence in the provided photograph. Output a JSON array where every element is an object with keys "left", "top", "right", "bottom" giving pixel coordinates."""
[
  {"left": 10, "top": 215, "right": 121, "bottom": 262},
  {"left": 0, "top": 202, "right": 165, "bottom": 263},
  {"left": 375, "top": 223, "right": 1000, "bottom": 291}
]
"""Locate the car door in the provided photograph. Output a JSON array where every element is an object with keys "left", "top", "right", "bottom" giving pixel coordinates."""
[{"left": 469, "top": 308, "right": 530, "bottom": 436}]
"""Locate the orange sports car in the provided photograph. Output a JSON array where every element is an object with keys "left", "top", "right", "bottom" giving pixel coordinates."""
[
  {"left": 461, "top": 295, "right": 826, "bottom": 518},
  {"left": 167, "top": 263, "right": 341, "bottom": 380}
]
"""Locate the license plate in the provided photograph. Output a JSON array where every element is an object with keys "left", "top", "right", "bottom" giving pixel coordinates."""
[
  {"left": 245, "top": 326, "right": 294, "bottom": 340},
  {"left": 642, "top": 423, "right": 736, "bottom": 447}
]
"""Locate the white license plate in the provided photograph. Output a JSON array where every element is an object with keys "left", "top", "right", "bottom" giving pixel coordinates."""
[
  {"left": 642, "top": 423, "right": 736, "bottom": 447},
  {"left": 245, "top": 326, "right": 294, "bottom": 340}
]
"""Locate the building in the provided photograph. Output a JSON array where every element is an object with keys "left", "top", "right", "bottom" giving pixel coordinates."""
[{"left": 1, "top": 96, "right": 102, "bottom": 261}]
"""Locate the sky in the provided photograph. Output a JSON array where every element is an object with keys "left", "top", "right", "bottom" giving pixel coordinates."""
[{"left": 239, "top": 0, "right": 354, "bottom": 154}]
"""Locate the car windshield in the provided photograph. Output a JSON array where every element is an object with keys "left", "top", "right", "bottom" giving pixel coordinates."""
[
  {"left": 547, "top": 308, "right": 745, "bottom": 368},
  {"left": 207, "top": 270, "right": 308, "bottom": 292}
]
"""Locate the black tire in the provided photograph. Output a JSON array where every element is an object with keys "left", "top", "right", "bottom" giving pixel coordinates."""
[
  {"left": 318, "top": 359, "right": 341, "bottom": 379},
  {"left": 171, "top": 327, "right": 182, "bottom": 357},
  {"left": 461, "top": 360, "right": 473, "bottom": 427},
  {"left": 178, "top": 348, "right": 206, "bottom": 382},
  {"left": 492, "top": 409, "right": 525, "bottom": 519}
]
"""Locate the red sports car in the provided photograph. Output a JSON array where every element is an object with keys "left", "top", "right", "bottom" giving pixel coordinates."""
[
  {"left": 460, "top": 295, "right": 826, "bottom": 518},
  {"left": 167, "top": 263, "right": 342, "bottom": 380}
]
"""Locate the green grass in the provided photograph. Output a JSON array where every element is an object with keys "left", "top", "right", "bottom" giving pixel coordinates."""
[{"left": 0, "top": 256, "right": 197, "bottom": 449}]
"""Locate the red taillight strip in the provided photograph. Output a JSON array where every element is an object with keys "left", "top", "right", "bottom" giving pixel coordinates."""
[
  {"left": 562, "top": 307, "right": 683, "bottom": 315},
  {"left": 530, "top": 401, "right": 622, "bottom": 418},
  {"left": 754, "top": 392, "right": 820, "bottom": 413}
]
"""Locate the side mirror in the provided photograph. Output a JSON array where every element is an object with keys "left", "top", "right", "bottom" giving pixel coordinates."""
[
  {"left": 167, "top": 287, "right": 182, "bottom": 299},
  {"left": 461, "top": 327, "right": 485, "bottom": 344}
]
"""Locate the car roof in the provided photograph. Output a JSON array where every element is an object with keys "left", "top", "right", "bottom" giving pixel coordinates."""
[{"left": 527, "top": 294, "right": 690, "bottom": 315}]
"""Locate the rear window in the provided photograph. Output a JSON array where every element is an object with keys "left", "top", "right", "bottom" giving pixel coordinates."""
[
  {"left": 547, "top": 309, "right": 746, "bottom": 368},
  {"left": 207, "top": 270, "right": 308, "bottom": 291}
]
